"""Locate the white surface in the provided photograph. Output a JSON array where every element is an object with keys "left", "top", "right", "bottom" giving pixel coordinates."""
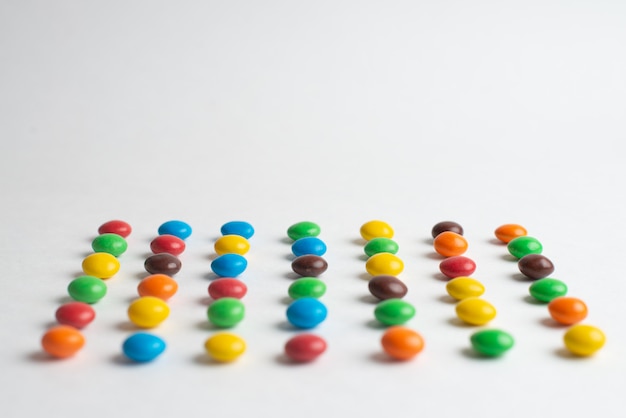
[{"left": 1, "top": 1, "right": 625, "bottom": 417}]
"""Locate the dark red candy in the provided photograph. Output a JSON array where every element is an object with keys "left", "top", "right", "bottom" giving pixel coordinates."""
[
  {"left": 431, "top": 221, "right": 464, "bottom": 238},
  {"left": 55, "top": 302, "right": 96, "bottom": 329},
  {"left": 98, "top": 220, "right": 132, "bottom": 237},
  {"left": 284, "top": 334, "right": 327, "bottom": 362},
  {"left": 518, "top": 254, "right": 554, "bottom": 280},
  {"left": 439, "top": 255, "right": 476, "bottom": 279},
  {"left": 368, "top": 275, "right": 408, "bottom": 300},
  {"left": 208, "top": 278, "right": 248, "bottom": 300},
  {"left": 150, "top": 234, "right": 186, "bottom": 256},
  {"left": 291, "top": 255, "right": 328, "bottom": 277},
  {"left": 144, "top": 253, "right": 182, "bottom": 275}
]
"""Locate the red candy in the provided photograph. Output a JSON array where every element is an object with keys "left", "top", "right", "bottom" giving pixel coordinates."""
[
  {"left": 284, "top": 334, "right": 327, "bottom": 362},
  {"left": 208, "top": 278, "right": 248, "bottom": 300},
  {"left": 150, "top": 234, "right": 186, "bottom": 256},
  {"left": 439, "top": 256, "right": 476, "bottom": 279},
  {"left": 55, "top": 302, "right": 96, "bottom": 329},
  {"left": 98, "top": 220, "right": 132, "bottom": 238}
]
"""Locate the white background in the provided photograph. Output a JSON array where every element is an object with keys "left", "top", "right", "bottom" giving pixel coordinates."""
[{"left": 1, "top": 1, "right": 625, "bottom": 417}]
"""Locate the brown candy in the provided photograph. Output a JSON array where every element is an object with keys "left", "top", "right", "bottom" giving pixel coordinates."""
[
  {"left": 368, "top": 275, "right": 408, "bottom": 300},
  {"left": 291, "top": 255, "right": 328, "bottom": 277},
  {"left": 144, "top": 253, "right": 182, "bottom": 275},
  {"left": 431, "top": 221, "right": 464, "bottom": 238},
  {"left": 518, "top": 254, "right": 554, "bottom": 280}
]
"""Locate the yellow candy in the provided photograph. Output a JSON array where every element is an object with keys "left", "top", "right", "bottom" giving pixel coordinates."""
[
  {"left": 214, "top": 235, "right": 250, "bottom": 255},
  {"left": 455, "top": 297, "right": 496, "bottom": 325},
  {"left": 82, "top": 252, "right": 120, "bottom": 279},
  {"left": 205, "top": 333, "right": 246, "bottom": 362},
  {"left": 563, "top": 324, "right": 606, "bottom": 356},
  {"left": 365, "top": 253, "right": 404, "bottom": 276},
  {"left": 446, "top": 277, "right": 485, "bottom": 300},
  {"left": 360, "top": 220, "right": 394, "bottom": 241},
  {"left": 127, "top": 296, "right": 170, "bottom": 328}
]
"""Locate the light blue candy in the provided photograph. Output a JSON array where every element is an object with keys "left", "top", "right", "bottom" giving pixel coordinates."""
[
  {"left": 122, "top": 333, "right": 166, "bottom": 362},
  {"left": 220, "top": 221, "right": 254, "bottom": 239},
  {"left": 291, "top": 236, "right": 327, "bottom": 257},
  {"left": 158, "top": 220, "right": 192, "bottom": 240},
  {"left": 211, "top": 253, "right": 247, "bottom": 277},
  {"left": 286, "top": 297, "right": 327, "bottom": 329}
]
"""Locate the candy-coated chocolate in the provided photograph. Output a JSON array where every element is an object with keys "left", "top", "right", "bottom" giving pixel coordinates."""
[
  {"left": 286, "top": 297, "right": 328, "bottom": 329},
  {"left": 145, "top": 253, "right": 182, "bottom": 276},
  {"left": 470, "top": 329, "right": 514, "bottom": 357},
  {"left": 209, "top": 278, "right": 248, "bottom": 300},
  {"left": 68, "top": 275, "right": 107, "bottom": 304},
  {"left": 55, "top": 302, "right": 96, "bottom": 329},
  {"left": 287, "top": 221, "right": 321, "bottom": 241},
  {"left": 122, "top": 333, "right": 166, "bottom": 362},
  {"left": 127, "top": 296, "right": 170, "bottom": 328},
  {"left": 284, "top": 334, "right": 327, "bottom": 362},
  {"left": 41, "top": 325, "right": 85, "bottom": 358},
  {"left": 381, "top": 326, "right": 424, "bottom": 360},
  {"left": 431, "top": 221, "right": 464, "bottom": 238},
  {"left": 446, "top": 277, "right": 485, "bottom": 300},
  {"left": 214, "top": 235, "right": 250, "bottom": 256},
  {"left": 98, "top": 220, "right": 132, "bottom": 238},
  {"left": 507, "top": 236, "right": 542, "bottom": 259},
  {"left": 138, "top": 274, "right": 178, "bottom": 301},
  {"left": 368, "top": 275, "right": 408, "bottom": 300},
  {"left": 363, "top": 237, "right": 399, "bottom": 257},
  {"left": 563, "top": 324, "right": 606, "bottom": 356},
  {"left": 204, "top": 333, "right": 246, "bottom": 362},
  {"left": 360, "top": 220, "right": 394, "bottom": 241},
  {"left": 288, "top": 277, "right": 327, "bottom": 299},
  {"left": 82, "top": 252, "right": 120, "bottom": 279},
  {"left": 91, "top": 233, "right": 128, "bottom": 257},
  {"left": 211, "top": 253, "right": 247, "bottom": 277},
  {"left": 548, "top": 297, "right": 588, "bottom": 325},
  {"left": 291, "top": 255, "right": 328, "bottom": 277},
  {"left": 529, "top": 278, "right": 568, "bottom": 302},
  {"left": 207, "top": 297, "right": 245, "bottom": 328},
  {"left": 433, "top": 231, "right": 468, "bottom": 257},
  {"left": 158, "top": 220, "right": 192, "bottom": 240},
  {"left": 374, "top": 298, "right": 416, "bottom": 326},
  {"left": 365, "top": 253, "right": 404, "bottom": 276},
  {"left": 150, "top": 234, "right": 186, "bottom": 256},
  {"left": 494, "top": 224, "right": 527, "bottom": 243},
  {"left": 439, "top": 256, "right": 476, "bottom": 279},
  {"left": 291, "top": 237, "right": 327, "bottom": 257},
  {"left": 455, "top": 297, "right": 496, "bottom": 325},
  {"left": 518, "top": 254, "right": 554, "bottom": 280},
  {"left": 220, "top": 221, "right": 254, "bottom": 239}
]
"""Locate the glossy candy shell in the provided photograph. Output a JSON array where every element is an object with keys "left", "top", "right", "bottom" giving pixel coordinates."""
[
  {"left": 211, "top": 253, "right": 248, "bottom": 277},
  {"left": 494, "top": 224, "right": 527, "bottom": 243},
  {"left": 214, "top": 235, "right": 250, "bottom": 255},
  {"left": 291, "top": 255, "right": 328, "bottom": 277},
  {"left": 455, "top": 297, "right": 496, "bottom": 325},
  {"left": 41, "top": 326, "right": 85, "bottom": 358},
  {"left": 446, "top": 277, "right": 485, "bottom": 300},
  {"left": 291, "top": 237, "right": 327, "bottom": 257},
  {"left": 287, "top": 221, "right": 321, "bottom": 241},
  {"left": 381, "top": 326, "right": 424, "bottom": 360},
  {"left": 68, "top": 275, "right": 107, "bottom": 304},
  {"left": 144, "top": 253, "right": 182, "bottom": 276},
  {"left": 127, "top": 296, "right": 170, "bottom": 328},
  {"left": 82, "top": 252, "right": 120, "bottom": 279},
  {"left": 158, "top": 220, "right": 192, "bottom": 240},
  {"left": 207, "top": 298, "right": 245, "bottom": 328},
  {"left": 433, "top": 231, "right": 468, "bottom": 257},
  {"left": 138, "top": 274, "right": 178, "bottom": 301},
  {"left": 548, "top": 297, "right": 588, "bottom": 325},
  {"left": 431, "top": 221, "right": 464, "bottom": 238},
  {"left": 55, "top": 302, "right": 96, "bottom": 329},
  {"left": 563, "top": 325, "right": 606, "bottom": 356},
  {"left": 288, "top": 277, "right": 327, "bottom": 299},
  {"left": 529, "top": 278, "right": 568, "bottom": 302},
  {"left": 220, "top": 221, "right": 255, "bottom": 239},
  {"left": 439, "top": 256, "right": 476, "bottom": 279},
  {"left": 518, "top": 254, "right": 554, "bottom": 280},
  {"left": 91, "top": 233, "right": 128, "bottom": 257},
  {"left": 368, "top": 275, "right": 408, "bottom": 300},
  {"left": 150, "top": 235, "right": 186, "bottom": 256},
  {"left": 286, "top": 298, "right": 328, "bottom": 329},
  {"left": 284, "top": 334, "right": 327, "bottom": 362},
  {"left": 374, "top": 298, "right": 416, "bottom": 326},
  {"left": 365, "top": 253, "right": 404, "bottom": 276},
  {"left": 363, "top": 238, "right": 399, "bottom": 257},
  {"left": 122, "top": 333, "right": 166, "bottom": 362},
  {"left": 98, "top": 220, "right": 132, "bottom": 238},
  {"left": 209, "top": 278, "right": 248, "bottom": 300},
  {"left": 470, "top": 329, "right": 515, "bottom": 357},
  {"left": 205, "top": 333, "right": 246, "bottom": 362},
  {"left": 507, "top": 236, "right": 543, "bottom": 259},
  {"left": 360, "top": 220, "right": 394, "bottom": 241}
]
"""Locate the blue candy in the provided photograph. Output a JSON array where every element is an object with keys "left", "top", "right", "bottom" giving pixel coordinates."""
[
  {"left": 158, "top": 220, "right": 192, "bottom": 240},
  {"left": 220, "top": 221, "right": 255, "bottom": 239},
  {"left": 211, "top": 253, "right": 247, "bottom": 277},
  {"left": 286, "top": 297, "right": 327, "bottom": 329},
  {"left": 122, "top": 333, "right": 166, "bottom": 362},
  {"left": 291, "top": 237, "right": 327, "bottom": 257}
]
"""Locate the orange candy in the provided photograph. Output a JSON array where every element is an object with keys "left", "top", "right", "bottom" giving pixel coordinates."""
[
  {"left": 381, "top": 326, "right": 425, "bottom": 360},
  {"left": 494, "top": 224, "right": 527, "bottom": 243},
  {"left": 41, "top": 325, "right": 85, "bottom": 358},
  {"left": 548, "top": 296, "right": 588, "bottom": 325},
  {"left": 433, "top": 231, "right": 468, "bottom": 257},
  {"left": 137, "top": 274, "right": 178, "bottom": 301}
]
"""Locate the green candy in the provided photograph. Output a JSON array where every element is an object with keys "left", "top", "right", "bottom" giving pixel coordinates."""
[
  {"left": 287, "top": 221, "right": 321, "bottom": 241},
  {"left": 92, "top": 233, "right": 128, "bottom": 257},
  {"left": 507, "top": 236, "right": 542, "bottom": 259},
  {"left": 374, "top": 298, "right": 415, "bottom": 326},
  {"left": 207, "top": 297, "right": 245, "bottom": 328},
  {"left": 470, "top": 329, "right": 515, "bottom": 357},
  {"left": 288, "top": 277, "right": 327, "bottom": 299},
  {"left": 363, "top": 237, "right": 399, "bottom": 258},
  {"left": 68, "top": 275, "right": 107, "bottom": 304},
  {"left": 529, "top": 278, "right": 568, "bottom": 302}
]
